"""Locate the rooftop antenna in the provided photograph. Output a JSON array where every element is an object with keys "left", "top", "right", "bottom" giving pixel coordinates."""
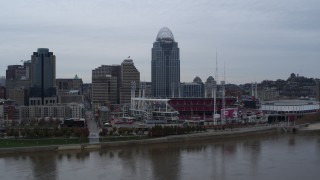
[
  {"left": 224, "top": 61, "right": 226, "bottom": 82},
  {"left": 221, "top": 60, "right": 226, "bottom": 125},
  {"left": 213, "top": 48, "right": 218, "bottom": 125},
  {"left": 215, "top": 49, "right": 218, "bottom": 83}
]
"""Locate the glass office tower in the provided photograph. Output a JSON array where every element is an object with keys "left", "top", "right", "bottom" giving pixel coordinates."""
[
  {"left": 29, "top": 48, "right": 57, "bottom": 105},
  {"left": 151, "top": 27, "right": 180, "bottom": 98}
]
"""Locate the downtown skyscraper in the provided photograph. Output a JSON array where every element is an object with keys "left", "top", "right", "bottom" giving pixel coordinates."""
[
  {"left": 91, "top": 58, "right": 140, "bottom": 107},
  {"left": 151, "top": 27, "right": 180, "bottom": 98},
  {"left": 29, "top": 48, "right": 57, "bottom": 105},
  {"left": 92, "top": 65, "right": 120, "bottom": 107},
  {"left": 120, "top": 58, "right": 140, "bottom": 104}
]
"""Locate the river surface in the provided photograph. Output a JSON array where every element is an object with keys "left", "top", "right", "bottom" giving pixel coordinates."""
[{"left": 1, "top": 134, "right": 320, "bottom": 180}]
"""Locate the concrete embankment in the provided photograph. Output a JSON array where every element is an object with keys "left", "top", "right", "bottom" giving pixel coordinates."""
[
  {"left": 99, "top": 127, "right": 278, "bottom": 149},
  {"left": 297, "top": 123, "right": 320, "bottom": 135},
  {"left": 0, "top": 126, "right": 278, "bottom": 155}
]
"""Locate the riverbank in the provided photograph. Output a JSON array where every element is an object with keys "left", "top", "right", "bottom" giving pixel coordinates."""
[
  {"left": 0, "top": 138, "right": 89, "bottom": 148},
  {"left": 297, "top": 122, "right": 320, "bottom": 135},
  {"left": 0, "top": 126, "right": 278, "bottom": 155}
]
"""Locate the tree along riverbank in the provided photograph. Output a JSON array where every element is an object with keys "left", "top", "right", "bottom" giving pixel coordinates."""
[
  {"left": 0, "top": 124, "right": 268, "bottom": 149},
  {"left": 0, "top": 126, "right": 279, "bottom": 155},
  {"left": 0, "top": 138, "right": 89, "bottom": 148}
]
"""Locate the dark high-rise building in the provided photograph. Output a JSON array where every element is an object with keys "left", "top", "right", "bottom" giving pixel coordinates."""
[
  {"left": 151, "top": 27, "right": 180, "bottom": 98},
  {"left": 92, "top": 58, "right": 141, "bottom": 107},
  {"left": 56, "top": 75, "right": 83, "bottom": 95},
  {"left": 6, "top": 65, "right": 27, "bottom": 80},
  {"left": 120, "top": 58, "right": 140, "bottom": 104},
  {"left": 5, "top": 61, "right": 31, "bottom": 106},
  {"left": 92, "top": 65, "right": 120, "bottom": 107},
  {"left": 56, "top": 75, "right": 84, "bottom": 104},
  {"left": 29, "top": 48, "right": 57, "bottom": 105}
]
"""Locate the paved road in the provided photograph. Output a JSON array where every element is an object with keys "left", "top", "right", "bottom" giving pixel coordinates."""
[{"left": 86, "top": 111, "right": 100, "bottom": 139}]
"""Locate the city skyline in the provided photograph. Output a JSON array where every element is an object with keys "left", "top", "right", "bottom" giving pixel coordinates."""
[{"left": 0, "top": 0, "right": 319, "bottom": 84}]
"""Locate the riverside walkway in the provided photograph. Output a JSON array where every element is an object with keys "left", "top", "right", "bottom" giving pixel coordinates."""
[
  {"left": 299, "top": 122, "right": 320, "bottom": 131},
  {"left": 303, "top": 123, "right": 320, "bottom": 130},
  {"left": 0, "top": 125, "right": 278, "bottom": 155}
]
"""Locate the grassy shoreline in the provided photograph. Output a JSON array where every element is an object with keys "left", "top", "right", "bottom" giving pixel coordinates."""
[
  {"left": 0, "top": 126, "right": 279, "bottom": 155},
  {"left": 0, "top": 135, "right": 153, "bottom": 148},
  {"left": 0, "top": 138, "right": 89, "bottom": 148},
  {"left": 4, "top": 123, "right": 319, "bottom": 149}
]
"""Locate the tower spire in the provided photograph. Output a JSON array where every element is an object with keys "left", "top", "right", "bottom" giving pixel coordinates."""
[
  {"left": 215, "top": 49, "right": 218, "bottom": 83},
  {"left": 224, "top": 61, "right": 226, "bottom": 82}
]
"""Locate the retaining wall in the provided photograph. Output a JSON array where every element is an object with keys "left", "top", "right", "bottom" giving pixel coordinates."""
[{"left": 0, "top": 127, "right": 278, "bottom": 155}]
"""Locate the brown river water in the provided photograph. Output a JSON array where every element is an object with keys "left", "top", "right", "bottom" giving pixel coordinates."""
[{"left": 0, "top": 133, "right": 320, "bottom": 180}]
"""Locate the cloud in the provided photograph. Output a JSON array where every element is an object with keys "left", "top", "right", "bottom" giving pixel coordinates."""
[{"left": 0, "top": 0, "right": 319, "bottom": 84}]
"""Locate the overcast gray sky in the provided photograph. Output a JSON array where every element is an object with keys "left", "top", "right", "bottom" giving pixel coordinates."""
[{"left": 0, "top": 0, "right": 319, "bottom": 84}]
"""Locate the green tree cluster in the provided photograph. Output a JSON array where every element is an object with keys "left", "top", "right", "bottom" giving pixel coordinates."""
[
  {"left": 5, "top": 127, "right": 89, "bottom": 139},
  {"left": 148, "top": 125, "right": 206, "bottom": 137}
]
